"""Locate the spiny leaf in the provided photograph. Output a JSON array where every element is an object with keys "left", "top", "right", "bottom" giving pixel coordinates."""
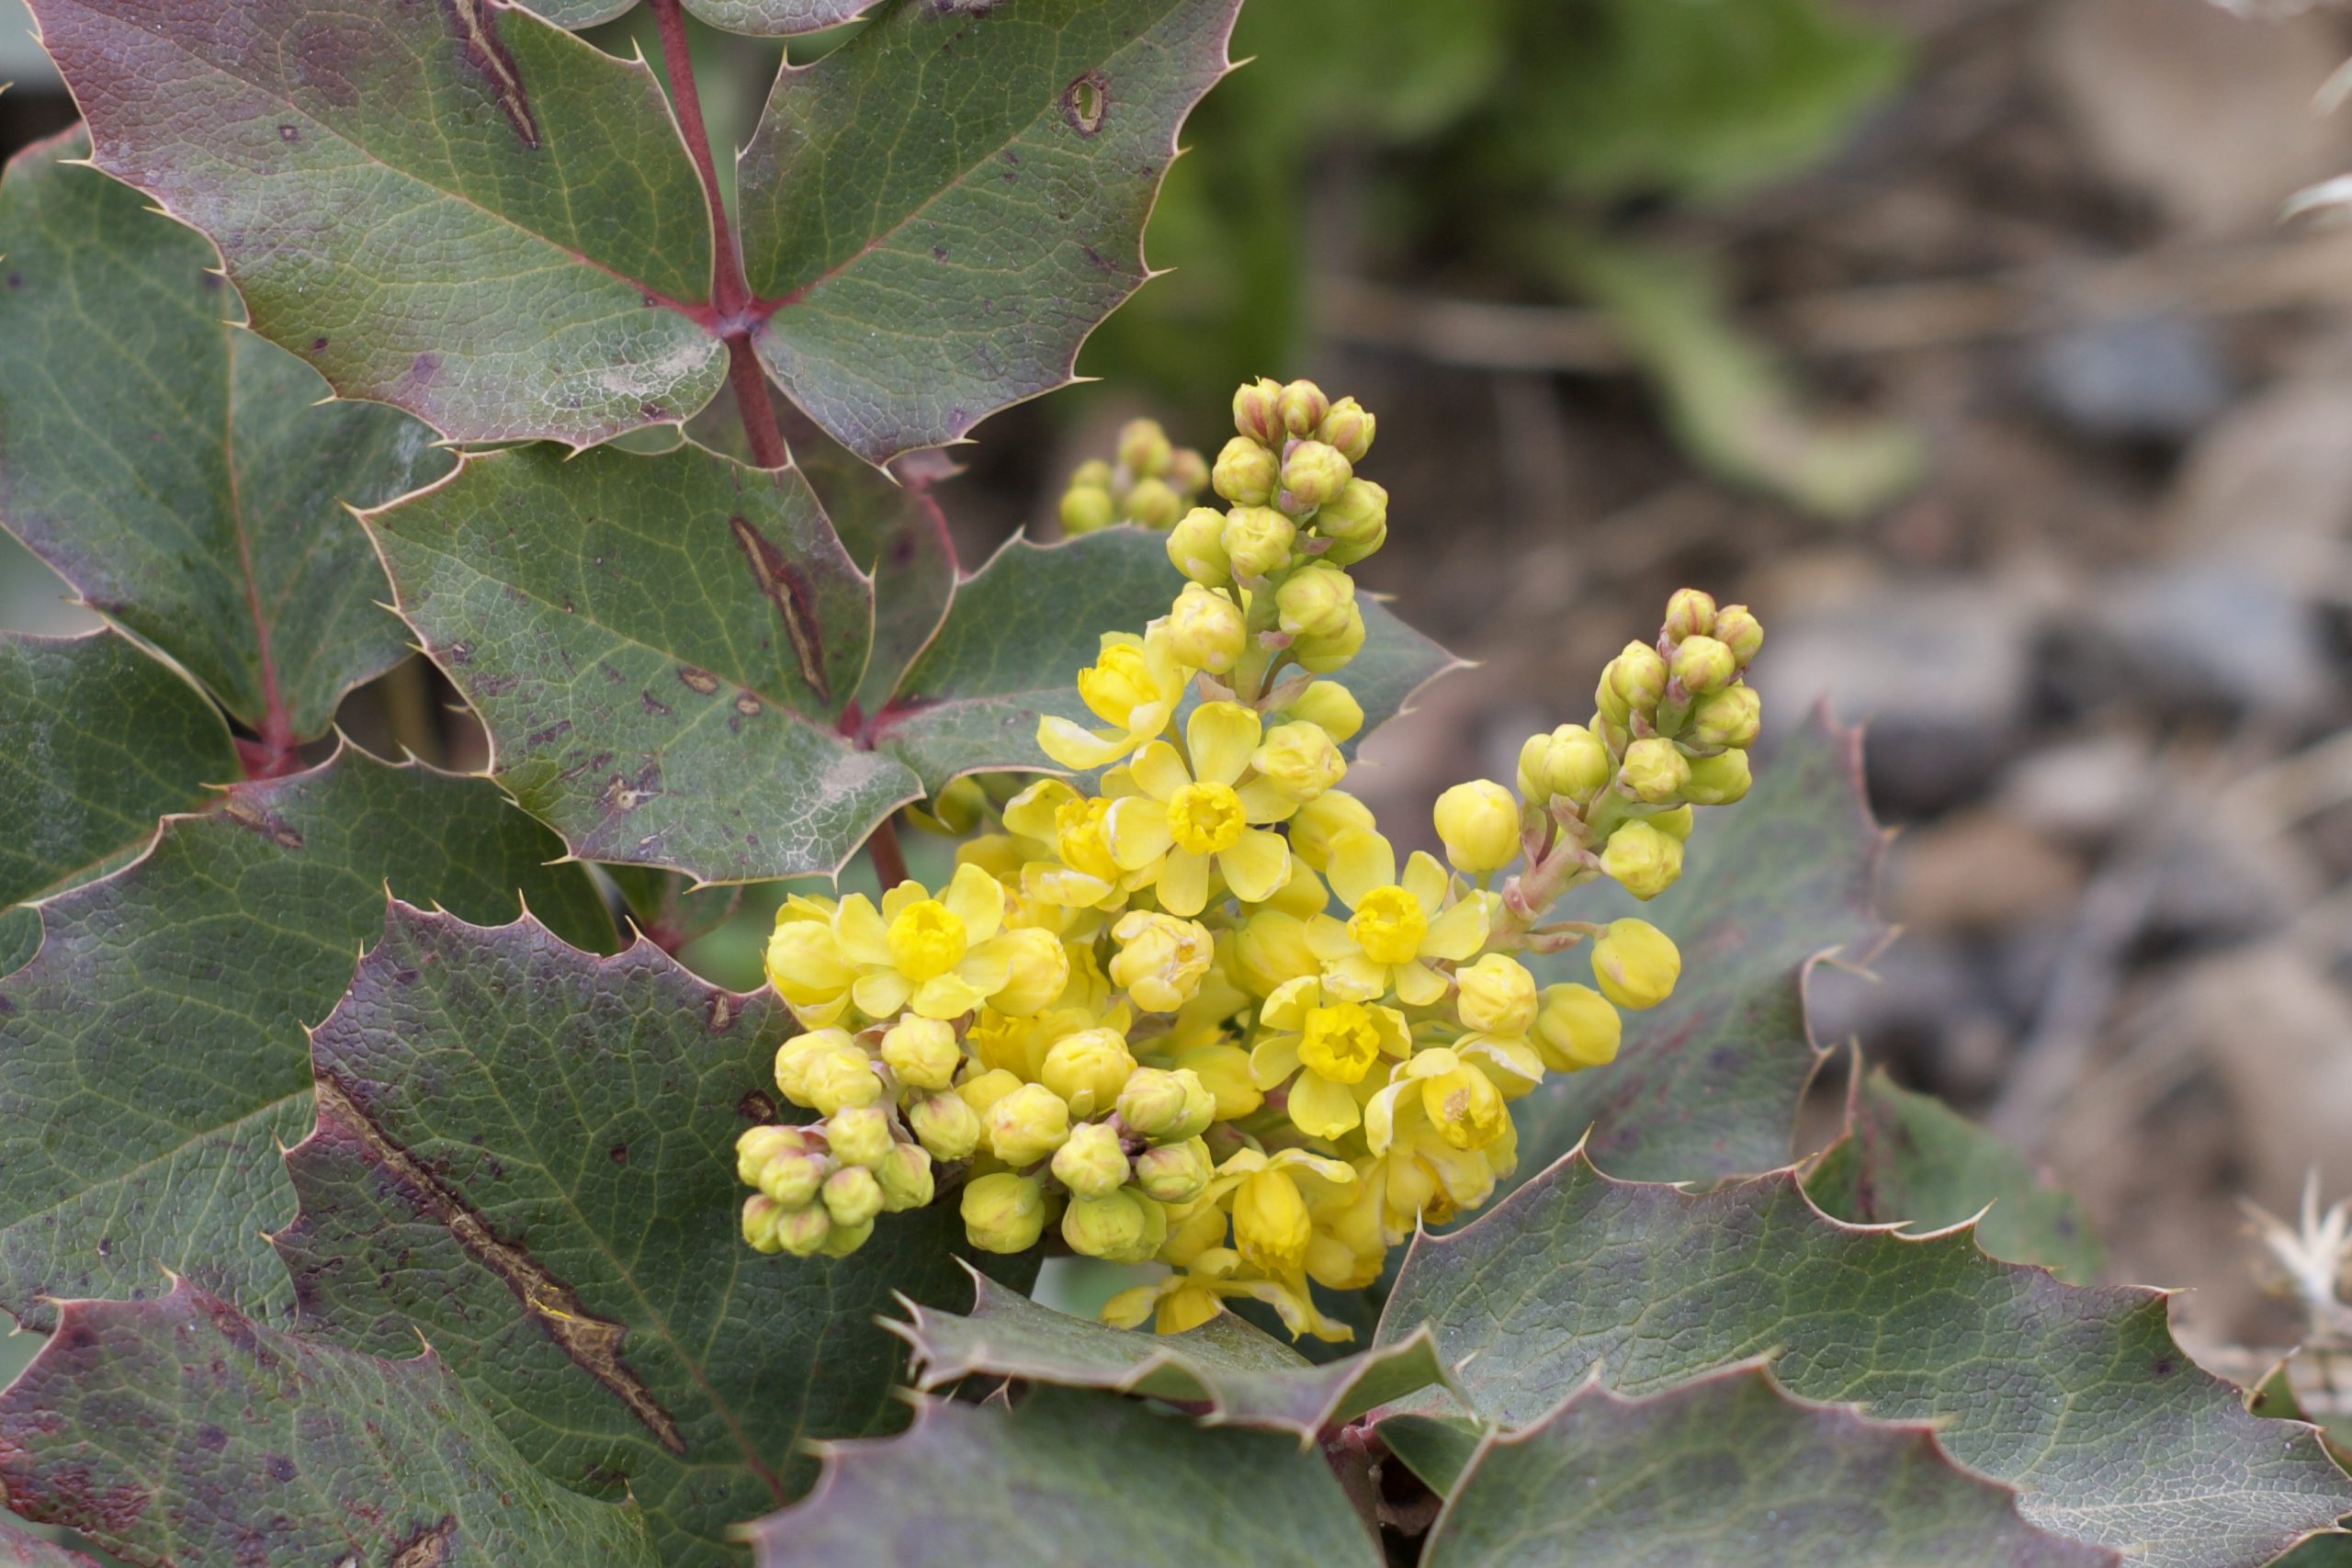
[
  {"left": 891, "top": 1269, "right": 1464, "bottom": 1442},
  {"left": 1806, "top": 1066, "right": 2104, "bottom": 1285},
  {"left": 0, "top": 1280, "right": 660, "bottom": 1568},
  {"left": 1374, "top": 1151, "right": 2352, "bottom": 1568},
  {"left": 793, "top": 442, "right": 962, "bottom": 722},
  {"left": 24, "top": 0, "right": 726, "bottom": 448},
  {"left": 739, "top": 0, "right": 1243, "bottom": 463},
  {"left": 1422, "top": 1364, "right": 2119, "bottom": 1568},
  {"left": 274, "top": 904, "right": 1016, "bottom": 1568},
  {"left": 743, "top": 1386, "right": 1383, "bottom": 1567},
  {"left": 1515, "top": 710, "right": 1889, "bottom": 1184},
  {"left": 367, "top": 440, "right": 916, "bottom": 881},
  {"left": 0, "top": 629, "right": 236, "bottom": 908},
  {"left": 0, "top": 130, "right": 452, "bottom": 739},
  {"left": 0, "top": 747, "right": 613, "bottom": 1331},
  {"left": 517, "top": 0, "right": 880, "bottom": 32}
]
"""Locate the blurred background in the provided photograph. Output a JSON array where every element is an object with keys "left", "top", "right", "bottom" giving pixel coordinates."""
[{"left": 6, "top": 0, "right": 2352, "bottom": 1376}]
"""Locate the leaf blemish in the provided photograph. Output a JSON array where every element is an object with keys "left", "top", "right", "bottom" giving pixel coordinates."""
[
  {"left": 728, "top": 516, "right": 831, "bottom": 705},
  {"left": 1064, "top": 72, "right": 1108, "bottom": 136},
  {"left": 441, "top": 0, "right": 540, "bottom": 150}
]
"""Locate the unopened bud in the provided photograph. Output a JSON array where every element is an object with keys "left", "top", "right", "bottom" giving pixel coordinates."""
[
  {"left": 960, "top": 1171, "right": 1048, "bottom": 1254},
  {"left": 1233, "top": 378, "right": 1285, "bottom": 447},
  {"left": 1687, "top": 685, "right": 1761, "bottom": 750},
  {"left": 1166, "top": 581, "right": 1248, "bottom": 673},
  {"left": 1220, "top": 505, "right": 1295, "bottom": 580},
  {"left": 1599, "top": 819, "right": 1683, "bottom": 900},
  {"left": 1059, "top": 484, "right": 1114, "bottom": 536},
  {"left": 1108, "top": 911, "right": 1216, "bottom": 1014},
  {"left": 736, "top": 1124, "right": 806, "bottom": 1188},
  {"left": 821, "top": 1165, "right": 886, "bottom": 1229},
  {"left": 742, "top": 1194, "right": 786, "bottom": 1254},
  {"left": 874, "top": 1142, "right": 936, "bottom": 1212},
  {"left": 1317, "top": 397, "right": 1376, "bottom": 463},
  {"left": 1651, "top": 805, "right": 1695, "bottom": 841},
  {"left": 1669, "top": 636, "right": 1736, "bottom": 696},
  {"left": 1598, "top": 642, "right": 1668, "bottom": 727},
  {"left": 824, "top": 1105, "right": 894, "bottom": 1169},
  {"left": 1280, "top": 441, "right": 1352, "bottom": 509},
  {"left": 1050, "top": 1120, "right": 1130, "bottom": 1199},
  {"left": 1125, "top": 477, "right": 1182, "bottom": 531},
  {"left": 1276, "top": 379, "right": 1330, "bottom": 437},
  {"left": 1544, "top": 725, "right": 1614, "bottom": 803},
  {"left": 1663, "top": 588, "right": 1717, "bottom": 643},
  {"left": 774, "top": 1202, "right": 833, "bottom": 1258},
  {"left": 1071, "top": 458, "right": 1114, "bottom": 490},
  {"left": 1251, "top": 720, "right": 1347, "bottom": 806},
  {"left": 1061, "top": 1188, "right": 1164, "bottom": 1264},
  {"left": 1713, "top": 604, "right": 1764, "bottom": 667},
  {"left": 1275, "top": 562, "right": 1356, "bottom": 639},
  {"left": 1132, "top": 1137, "right": 1214, "bottom": 1203},
  {"left": 1591, "top": 918, "right": 1681, "bottom": 1010},
  {"left": 957, "top": 1066, "right": 1023, "bottom": 1121},
  {"left": 1684, "top": 750, "right": 1752, "bottom": 806},
  {"left": 1166, "top": 446, "right": 1209, "bottom": 499},
  {"left": 986, "top": 1082, "right": 1073, "bottom": 1166},
  {"left": 908, "top": 1089, "right": 983, "bottom": 1162},
  {"left": 818, "top": 1217, "right": 875, "bottom": 1258},
  {"left": 1168, "top": 506, "right": 1234, "bottom": 584},
  {"left": 991, "top": 928, "right": 1071, "bottom": 1018},
  {"left": 1619, "top": 738, "right": 1690, "bottom": 805},
  {"left": 1456, "top": 952, "right": 1538, "bottom": 1035},
  {"left": 1533, "top": 982, "right": 1621, "bottom": 1072},
  {"left": 880, "top": 1015, "right": 962, "bottom": 1092},
  {"left": 757, "top": 1150, "right": 826, "bottom": 1210},
  {"left": 1116, "top": 1065, "right": 1216, "bottom": 1143},
  {"left": 1285, "top": 680, "right": 1363, "bottom": 742},
  {"left": 1117, "top": 417, "right": 1173, "bottom": 479},
  {"left": 1293, "top": 602, "right": 1366, "bottom": 673},
  {"left": 1316, "top": 479, "right": 1387, "bottom": 545},
  {"left": 777, "top": 1031, "right": 882, "bottom": 1117},
  {"left": 1212, "top": 436, "right": 1278, "bottom": 507},
  {"left": 1040, "top": 1028, "right": 1137, "bottom": 1118},
  {"left": 1434, "top": 780, "right": 1521, "bottom": 874}
]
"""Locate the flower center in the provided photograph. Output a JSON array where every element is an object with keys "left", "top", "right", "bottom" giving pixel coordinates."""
[
  {"left": 1167, "top": 781, "right": 1246, "bottom": 854},
  {"left": 1297, "top": 1002, "right": 1383, "bottom": 1084},
  {"left": 1054, "top": 796, "right": 1121, "bottom": 881},
  {"left": 886, "top": 898, "right": 968, "bottom": 982},
  {"left": 1420, "top": 1066, "right": 1505, "bottom": 1152},
  {"left": 1079, "top": 646, "right": 1153, "bottom": 726},
  {"left": 1348, "top": 886, "right": 1427, "bottom": 966}
]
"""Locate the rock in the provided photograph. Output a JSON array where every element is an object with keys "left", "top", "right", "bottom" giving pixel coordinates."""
[
  {"left": 2077, "top": 561, "right": 2328, "bottom": 719},
  {"left": 2028, "top": 312, "right": 2232, "bottom": 441},
  {"left": 1995, "top": 733, "right": 2158, "bottom": 843},
  {"left": 1887, "top": 811, "right": 2086, "bottom": 932},
  {"left": 2174, "top": 946, "right": 2352, "bottom": 1204},
  {"left": 2166, "top": 378, "right": 2352, "bottom": 571}
]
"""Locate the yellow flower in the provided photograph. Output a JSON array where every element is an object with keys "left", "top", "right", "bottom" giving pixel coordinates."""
[
  {"left": 1035, "top": 623, "right": 1189, "bottom": 771},
  {"left": 1170, "top": 1040, "right": 1262, "bottom": 1121},
  {"left": 1003, "top": 779, "right": 1139, "bottom": 910},
  {"left": 1306, "top": 829, "right": 1488, "bottom": 1006},
  {"left": 1432, "top": 780, "right": 1521, "bottom": 875},
  {"left": 1199, "top": 1147, "right": 1361, "bottom": 1340},
  {"left": 1232, "top": 908, "right": 1319, "bottom": 997},
  {"left": 1286, "top": 790, "right": 1375, "bottom": 873},
  {"left": 1364, "top": 1047, "right": 1508, "bottom": 1156},
  {"left": 831, "top": 863, "right": 1023, "bottom": 1021},
  {"left": 1532, "top": 982, "right": 1621, "bottom": 1071},
  {"left": 763, "top": 895, "right": 853, "bottom": 1026},
  {"left": 1102, "top": 704, "right": 1294, "bottom": 917},
  {"left": 1248, "top": 975, "right": 1408, "bottom": 1138},
  {"left": 1108, "top": 909, "right": 1216, "bottom": 1012},
  {"left": 1591, "top": 918, "right": 1681, "bottom": 1010},
  {"left": 1367, "top": 1115, "right": 1519, "bottom": 1243},
  {"left": 1250, "top": 720, "right": 1347, "bottom": 807}
]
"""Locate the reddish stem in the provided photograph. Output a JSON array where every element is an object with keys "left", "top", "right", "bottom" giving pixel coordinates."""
[
  {"left": 866, "top": 818, "right": 910, "bottom": 890},
  {"left": 726, "top": 337, "right": 789, "bottom": 468}
]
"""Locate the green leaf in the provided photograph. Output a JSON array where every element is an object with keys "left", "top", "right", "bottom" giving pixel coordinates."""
[
  {"left": 1423, "top": 1364, "right": 2119, "bottom": 1568},
  {"left": 1806, "top": 1067, "right": 2104, "bottom": 1285},
  {"left": 794, "top": 443, "right": 961, "bottom": 722},
  {"left": 518, "top": 0, "right": 879, "bottom": 32},
  {"left": 23, "top": 0, "right": 726, "bottom": 449},
  {"left": 743, "top": 1386, "right": 1382, "bottom": 1567},
  {"left": 1374, "top": 1152, "right": 2352, "bottom": 1568},
  {"left": 0, "top": 130, "right": 453, "bottom": 739},
  {"left": 0, "top": 630, "right": 237, "bottom": 908},
  {"left": 1514, "top": 711, "right": 1889, "bottom": 1184},
  {"left": 275, "top": 904, "right": 1011, "bottom": 1567},
  {"left": 0, "top": 748, "right": 614, "bottom": 1331},
  {"left": 739, "top": 0, "right": 1242, "bottom": 463},
  {"left": 893, "top": 1270, "right": 1464, "bottom": 1440},
  {"left": 0, "top": 1522, "right": 100, "bottom": 1568},
  {"left": 0, "top": 1280, "right": 660, "bottom": 1567},
  {"left": 368, "top": 441, "right": 918, "bottom": 882}
]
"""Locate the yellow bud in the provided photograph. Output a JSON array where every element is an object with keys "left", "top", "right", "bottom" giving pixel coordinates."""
[
  {"left": 1050, "top": 1120, "right": 1132, "bottom": 1199},
  {"left": 1599, "top": 819, "right": 1684, "bottom": 901},
  {"left": 1168, "top": 505, "right": 1233, "bottom": 584},
  {"left": 1058, "top": 484, "right": 1114, "bottom": 536},
  {"left": 821, "top": 1165, "right": 885, "bottom": 1229},
  {"left": 1221, "top": 505, "right": 1295, "bottom": 580},
  {"left": 1171, "top": 1042, "right": 1263, "bottom": 1121},
  {"left": 776, "top": 1031, "right": 880, "bottom": 1116},
  {"left": 1212, "top": 436, "right": 1278, "bottom": 508},
  {"left": 1117, "top": 417, "right": 1173, "bottom": 479},
  {"left": 741, "top": 1194, "right": 785, "bottom": 1254},
  {"left": 1038, "top": 1029, "right": 1136, "bottom": 1119},
  {"left": 1108, "top": 911, "right": 1216, "bottom": 1014},
  {"left": 1277, "top": 379, "right": 1331, "bottom": 436},
  {"left": 1598, "top": 641, "right": 1668, "bottom": 726},
  {"left": 1233, "top": 377, "right": 1285, "bottom": 446},
  {"left": 1072, "top": 458, "right": 1114, "bottom": 489},
  {"left": 1619, "top": 738, "right": 1690, "bottom": 805},
  {"left": 1234, "top": 909, "right": 1317, "bottom": 997},
  {"left": 991, "top": 927, "right": 1072, "bottom": 1018},
  {"left": 1317, "top": 397, "right": 1376, "bottom": 462},
  {"left": 1324, "top": 519, "right": 1386, "bottom": 568},
  {"left": 1251, "top": 720, "right": 1347, "bottom": 806},
  {"left": 957, "top": 1066, "right": 1023, "bottom": 1122},
  {"left": 1543, "top": 725, "right": 1615, "bottom": 803},
  {"left": 1457, "top": 953, "right": 1538, "bottom": 1035},
  {"left": 1274, "top": 562, "right": 1357, "bottom": 639},
  {"left": 1167, "top": 446, "right": 1210, "bottom": 499},
  {"left": 735, "top": 1124, "right": 806, "bottom": 1189},
  {"left": 1419, "top": 1060, "right": 1507, "bottom": 1151},
  {"left": 825, "top": 1105, "right": 895, "bottom": 1169},
  {"left": 1160, "top": 1198, "right": 1231, "bottom": 1268},
  {"left": 1670, "top": 635, "right": 1736, "bottom": 696},
  {"left": 1280, "top": 440, "right": 1352, "bottom": 509},
  {"left": 987, "top": 1081, "right": 1075, "bottom": 1166},
  {"left": 1283, "top": 681, "right": 1363, "bottom": 742},
  {"left": 1713, "top": 604, "right": 1764, "bottom": 667},
  {"left": 1688, "top": 685, "right": 1761, "bottom": 750},
  {"left": 1663, "top": 587, "right": 1717, "bottom": 643},
  {"left": 1234, "top": 1168, "right": 1312, "bottom": 1274},
  {"left": 1062, "top": 1189, "right": 1165, "bottom": 1264},
  {"left": 1125, "top": 476, "right": 1182, "bottom": 530},
  {"left": 1433, "top": 780, "right": 1521, "bottom": 874},
  {"left": 1684, "top": 750, "right": 1752, "bottom": 806},
  {"left": 1115, "top": 1066, "right": 1216, "bottom": 1143},
  {"left": 962, "top": 1171, "right": 1049, "bottom": 1254},
  {"left": 1651, "top": 806, "right": 1695, "bottom": 841},
  {"left": 874, "top": 1142, "right": 936, "bottom": 1212},
  {"left": 1317, "top": 477, "right": 1387, "bottom": 547},
  {"left": 1591, "top": 919, "right": 1681, "bottom": 1010},
  {"left": 1533, "top": 983, "right": 1622, "bottom": 1071},
  {"left": 1293, "top": 603, "right": 1366, "bottom": 673},
  {"left": 907, "top": 1089, "right": 982, "bottom": 1161},
  {"left": 1516, "top": 733, "right": 1553, "bottom": 801},
  {"left": 880, "top": 1015, "right": 962, "bottom": 1091},
  {"left": 760, "top": 1150, "right": 826, "bottom": 1208},
  {"left": 1288, "top": 790, "right": 1375, "bottom": 872},
  {"left": 817, "top": 1217, "right": 875, "bottom": 1258},
  {"left": 764, "top": 916, "right": 850, "bottom": 1023},
  {"left": 774, "top": 1202, "right": 833, "bottom": 1258},
  {"left": 1165, "top": 581, "right": 1248, "bottom": 673},
  {"left": 1132, "top": 1137, "right": 1213, "bottom": 1203}
]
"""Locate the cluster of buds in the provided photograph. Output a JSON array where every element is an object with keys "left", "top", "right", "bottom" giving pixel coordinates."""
[
  {"left": 738, "top": 380, "right": 1762, "bottom": 1343},
  {"left": 1058, "top": 418, "right": 1210, "bottom": 535}
]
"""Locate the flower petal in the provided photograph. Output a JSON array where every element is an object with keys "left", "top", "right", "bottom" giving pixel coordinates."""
[
  {"left": 1217, "top": 829, "right": 1290, "bottom": 905},
  {"left": 1395, "top": 960, "right": 1447, "bottom": 1008},
  {"left": 1288, "top": 1072, "right": 1362, "bottom": 1138},
  {"left": 1103, "top": 797, "right": 1175, "bottom": 871},
  {"left": 1421, "top": 897, "right": 1489, "bottom": 962},
  {"left": 1127, "top": 740, "right": 1192, "bottom": 803},
  {"left": 1002, "top": 778, "right": 1077, "bottom": 841},
  {"left": 1187, "top": 701, "right": 1263, "bottom": 785},
  {"left": 1157, "top": 850, "right": 1213, "bottom": 919},
  {"left": 1248, "top": 1032, "right": 1303, "bottom": 1089},
  {"left": 851, "top": 969, "right": 910, "bottom": 1020},
  {"left": 1236, "top": 777, "right": 1303, "bottom": 825},
  {"left": 1402, "top": 851, "right": 1449, "bottom": 915},
  {"left": 1327, "top": 829, "right": 1396, "bottom": 908},
  {"left": 1037, "top": 716, "right": 1129, "bottom": 771},
  {"left": 1363, "top": 1081, "right": 1408, "bottom": 1154},
  {"left": 833, "top": 897, "right": 891, "bottom": 964},
  {"left": 1305, "top": 913, "right": 1355, "bottom": 962},
  {"left": 1261, "top": 974, "right": 1321, "bottom": 1031},
  {"left": 943, "top": 861, "right": 1005, "bottom": 942},
  {"left": 1323, "top": 953, "right": 1388, "bottom": 1002}
]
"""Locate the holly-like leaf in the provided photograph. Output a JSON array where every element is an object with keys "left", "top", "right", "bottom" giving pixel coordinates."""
[
  {"left": 0, "top": 130, "right": 452, "bottom": 743},
  {"left": 1374, "top": 1151, "right": 2352, "bottom": 1568},
  {"left": 794, "top": 442, "right": 962, "bottom": 721},
  {"left": 744, "top": 1385, "right": 1382, "bottom": 1567},
  {"left": 516, "top": 0, "right": 881, "bottom": 36},
  {"left": 1515, "top": 710, "right": 1889, "bottom": 1184},
  {"left": 24, "top": 0, "right": 726, "bottom": 449},
  {"left": 892, "top": 1269, "right": 1464, "bottom": 1441},
  {"left": 1806, "top": 1067, "right": 2105, "bottom": 1285},
  {"left": 0, "top": 630, "right": 236, "bottom": 908},
  {"left": 739, "top": 0, "right": 1243, "bottom": 464},
  {"left": 0, "top": 1280, "right": 661, "bottom": 1567},
  {"left": 274, "top": 904, "right": 1012, "bottom": 1567},
  {"left": 1421, "top": 1364, "right": 2118, "bottom": 1568},
  {"left": 367, "top": 441, "right": 917, "bottom": 882},
  {"left": 0, "top": 748, "right": 613, "bottom": 1331},
  {"left": 0, "top": 1523, "right": 99, "bottom": 1568}
]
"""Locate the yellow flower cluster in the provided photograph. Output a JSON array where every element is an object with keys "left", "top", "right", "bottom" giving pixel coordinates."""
[
  {"left": 737, "top": 379, "right": 1765, "bottom": 1342},
  {"left": 1057, "top": 418, "right": 1210, "bottom": 535}
]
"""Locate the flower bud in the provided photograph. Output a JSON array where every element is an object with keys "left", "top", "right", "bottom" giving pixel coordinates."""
[
  {"left": 1651, "top": 806, "right": 1695, "bottom": 841},
  {"left": 1132, "top": 1137, "right": 1213, "bottom": 1203},
  {"left": 1274, "top": 562, "right": 1356, "bottom": 639},
  {"left": 1251, "top": 720, "right": 1347, "bottom": 806},
  {"left": 1117, "top": 417, "right": 1173, "bottom": 479},
  {"left": 908, "top": 1089, "right": 983, "bottom": 1161},
  {"left": 1293, "top": 603, "right": 1366, "bottom": 673},
  {"left": 777, "top": 1032, "right": 882, "bottom": 1116},
  {"left": 910, "top": 776, "right": 985, "bottom": 836},
  {"left": 1543, "top": 725, "right": 1615, "bottom": 803},
  {"left": 1597, "top": 642, "right": 1668, "bottom": 726},
  {"left": 1171, "top": 1042, "right": 1263, "bottom": 1121},
  {"left": 824, "top": 1104, "right": 894, "bottom": 1169},
  {"left": 1288, "top": 789, "right": 1376, "bottom": 871},
  {"left": 1108, "top": 911, "right": 1215, "bottom": 1014},
  {"left": 774, "top": 1202, "right": 833, "bottom": 1258},
  {"left": 1533, "top": 983, "right": 1622, "bottom": 1071},
  {"left": 992, "top": 928, "right": 1072, "bottom": 1018},
  {"left": 1619, "top": 738, "right": 1690, "bottom": 805},
  {"left": 986, "top": 1081, "right": 1074, "bottom": 1165},
  {"left": 1433, "top": 780, "right": 1521, "bottom": 874},
  {"left": 1663, "top": 588, "right": 1717, "bottom": 643},
  {"left": 1049, "top": 1120, "right": 1130, "bottom": 1199},
  {"left": 1517, "top": 733, "right": 1554, "bottom": 802},
  {"left": 961, "top": 1171, "right": 1048, "bottom": 1254},
  {"left": 1316, "top": 478, "right": 1387, "bottom": 545},
  {"left": 1713, "top": 604, "right": 1764, "bottom": 667},
  {"left": 1280, "top": 441, "right": 1352, "bottom": 509},
  {"left": 874, "top": 1142, "right": 936, "bottom": 1212},
  {"left": 1317, "top": 397, "right": 1376, "bottom": 462},
  {"left": 1124, "top": 476, "right": 1182, "bottom": 531},
  {"left": 772, "top": 1028, "right": 851, "bottom": 1105},
  {"left": 758, "top": 1150, "right": 825, "bottom": 1208},
  {"left": 1283, "top": 680, "right": 1363, "bottom": 742},
  {"left": 1324, "top": 520, "right": 1387, "bottom": 567},
  {"left": 818, "top": 1217, "right": 875, "bottom": 1258},
  {"left": 1233, "top": 378, "right": 1285, "bottom": 446},
  {"left": 1276, "top": 379, "right": 1331, "bottom": 437},
  {"left": 1168, "top": 505, "right": 1233, "bottom": 584},
  {"left": 1670, "top": 636, "right": 1736, "bottom": 697},
  {"left": 1687, "top": 685, "right": 1761, "bottom": 750},
  {"left": 1419, "top": 1060, "right": 1507, "bottom": 1151},
  {"left": 736, "top": 1124, "right": 806, "bottom": 1188},
  {"left": 1683, "top": 750, "right": 1752, "bottom": 806},
  {"left": 1116, "top": 1066, "right": 1216, "bottom": 1143},
  {"left": 1234, "top": 909, "right": 1315, "bottom": 996},
  {"left": 1072, "top": 458, "right": 1114, "bottom": 490},
  {"left": 1599, "top": 819, "right": 1683, "bottom": 901},
  {"left": 1062, "top": 1189, "right": 1164, "bottom": 1264},
  {"left": 1039, "top": 1028, "right": 1137, "bottom": 1117},
  {"left": 1058, "top": 484, "right": 1114, "bottom": 536},
  {"left": 1591, "top": 919, "right": 1681, "bottom": 1010},
  {"left": 1167, "top": 446, "right": 1209, "bottom": 499},
  {"left": 1212, "top": 436, "right": 1278, "bottom": 507},
  {"left": 821, "top": 1165, "right": 885, "bottom": 1229},
  {"left": 1220, "top": 505, "right": 1295, "bottom": 579},
  {"left": 1234, "top": 1168, "right": 1312, "bottom": 1274},
  {"left": 1165, "top": 581, "right": 1248, "bottom": 673},
  {"left": 1457, "top": 953, "right": 1539, "bottom": 1035},
  {"left": 957, "top": 1066, "right": 1023, "bottom": 1121},
  {"left": 742, "top": 1194, "right": 785, "bottom": 1254},
  {"left": 880, "top": 1015, "right": 962, "bottom": 1092}
]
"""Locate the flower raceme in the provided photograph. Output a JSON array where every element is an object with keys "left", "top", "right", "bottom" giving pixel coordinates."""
[{"left": 733, "top": 380, "right": 1767, "bottom": 1341}]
